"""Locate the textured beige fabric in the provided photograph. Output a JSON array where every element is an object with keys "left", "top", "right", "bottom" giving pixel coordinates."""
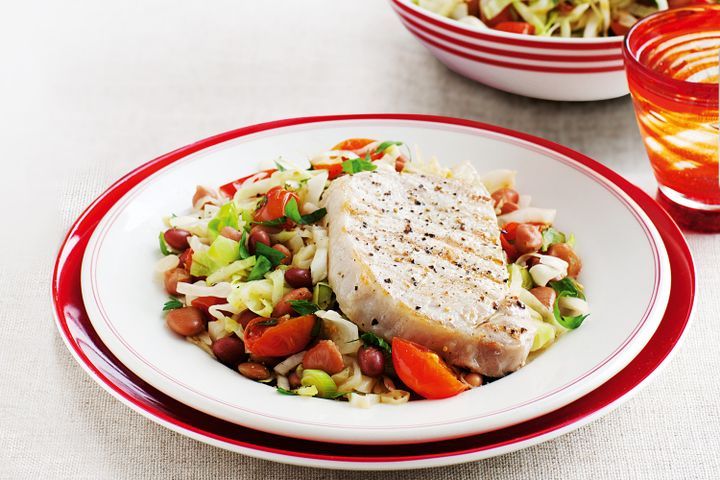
[{"left": 1, "top": 0, "right": 718, "bottom": 478}]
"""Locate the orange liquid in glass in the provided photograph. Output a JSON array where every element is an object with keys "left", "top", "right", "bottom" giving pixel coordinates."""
[{"left": 629, "top": 27, "right": 719, "bottom": 205}]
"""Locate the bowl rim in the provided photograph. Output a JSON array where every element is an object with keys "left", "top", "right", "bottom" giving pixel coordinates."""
[{"left": 392, "top": 0, "right": 648, "bottom": 48}]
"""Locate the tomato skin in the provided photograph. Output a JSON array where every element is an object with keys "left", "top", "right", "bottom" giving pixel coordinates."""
[
  {"left": 500, "top": 222, "right": 520, "bottom": 262},
  {"left": 391, "top": 338, "right": 468, "bottom": 400},
  {"left": 609, "top": 20, "right": 631, "bottom": 36},
  {"left": 313, "top": 162, "right": 345, "bottom": 180},
  {"left": 190, "top": 296, "right": 226, "bottom": 317},
  {"left": 254, "top": 186, "right": 300, "bottom": 223},
  {"left": 480, "top": 4, "right": 514, "bottom": 27},
  {"left": 494, "top": 22, "right": 535, "bottom": 35},
  {"left": 244, "top": 314, "right": 317, "bottom": 357},
  {"left": 669, "top": 0, "right": 715, "bottom": 7},
  {"left": 219, "top": 169, "right": 276, "bottom": 197},
  {"left": 178, "top": 248, "right": 193, "bottom": 271},
  {"left": 332, "top": 138, "right": 376, "bottom": 153}
]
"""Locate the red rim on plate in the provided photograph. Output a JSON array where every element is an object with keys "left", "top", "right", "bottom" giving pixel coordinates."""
[{"left": 52, "top": 114, "right": 694, "bottom": 467}]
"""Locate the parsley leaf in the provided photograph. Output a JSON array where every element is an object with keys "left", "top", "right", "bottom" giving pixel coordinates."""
[
  {"left": 252, "top": 217, "right": 287, "bottom": 227},
  {"left": 341, "top": 156, "right": 377, "bottom": 175},
  {"left": 284, "top": 198, "right": 327, "bottom": 225},
  {"left": 247, "top": 255, "right": 272, "bottom": 281},
  {"left": 239, "top": 230, "right": 251, "bottom": 260},
  {"left": 158, "top": 232, "right": 171, "bottom": 255},
  {"left": 374, "top": 141, "right": 403, "bottom": 155},
  {"left": 256, "top": 318, "right": 279, "bottom": 327},
  {"left": 549, "top": 278, "right": 585, "bottom": 300},
  {"left": 541, "top": 227, "right": 566, "bottom": 252},
  {"left": 163, "top": 297, "right": 184, "bottom": 311},
  {"left": 360, "top": 332, "right": 391, "bottom": 353},
  {"left": 289, "top": 300, "right": 320, "bottom": 316},
  {"left": 254, "top": 242, "right": 286, "bottom": 267},
  {"left": 276, "top": 387, "right": 297, "bottom": 396},
  {"left": 549, "top": 278, "right": 588, "bottom": 330}
]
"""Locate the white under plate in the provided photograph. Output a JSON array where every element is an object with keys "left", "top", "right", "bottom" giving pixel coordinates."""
[{"left": 81, "top": 118, "right": 670, "bottom": 445}]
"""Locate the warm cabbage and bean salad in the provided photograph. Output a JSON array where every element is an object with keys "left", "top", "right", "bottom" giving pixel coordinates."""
[
  {"left": 155, "top": 138, "right": 589, "bottom": 406},
  {"left": 413, "top": 0, "right": 676, "bottom": 37}
]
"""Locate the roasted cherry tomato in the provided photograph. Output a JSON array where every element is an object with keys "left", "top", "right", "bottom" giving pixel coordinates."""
[
  {"left": 669, "top": 0, "right": 715, "bottom": 7},
  {"left": 609, "top": 20, "right": 632, "bottom": 36},
  {"left": 219, "top": 168, "right": 276, "bottom": 197},
  {"left": 500, "top": 222, "right": 520, "bottom": 262},
  {"left": 178, "top": 248, "right": 193, "bottom": 272},
  {"left": 190, "top": 296, "right": 226, "bottom": 317},
  {"left": 244, "top": 314, "right": 317, "bottom": 357},
  {"left": 391, "top": 337, "right": 469, "bottom": 400},
  {"left": 312, "top": 162, "right": 345, "bottom": 180},
  {"left": 331, "top": 138, "right": 376, "bottom": 153},
  {"left": 480, "top": 3, "right": 514, "bottom": 27},
  {"left": 494, "top": 22, "right": 535, "bottom": 35},
  {"left": 254, "top": 186, "right": 300, "bottom": 223}
]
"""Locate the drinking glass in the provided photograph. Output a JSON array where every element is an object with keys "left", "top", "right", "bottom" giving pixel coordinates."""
[{"left": 623, "top": 6, "right": 720, "bottom": 231}]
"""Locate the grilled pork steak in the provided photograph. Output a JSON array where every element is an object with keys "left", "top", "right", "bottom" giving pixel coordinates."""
[{"left": 322, "top": 170, "right": 535, "bottom": 377}]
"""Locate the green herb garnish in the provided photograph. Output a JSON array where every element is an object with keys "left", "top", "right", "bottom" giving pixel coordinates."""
[
  {"left": 549, "top": 278, "right": 588, "bottom": 330},
  {"left": 341, "top": 155, "right": 377, "bottom": 175},
  {"left": 284, "top": 198, "right": 327, "bottom": 225},
  {"left": 289, "top": 300, "right": 320, "bottom": 316},
  {"left": 158, "top": 232, "right": 171, "bottom": 255},
  {"left": 254, "top": 242, "right": 286, "bottom": 267},
  {"left": 163, "top": 297, "right": 184, "bottom": 311},
  {"left": 256, "top": 318, "right": 279, "bottom": 327},
  {"left": 374, "top": 140, "right": 403, "bottom": 155},
  {"left": 239, "top": 230, "right": 251, "bottom": 260},
  {"left": 252, "top": 217, "right": 287, "bottom": 227},
  {"left": 246, "top": 255, "right": 272, "bottom": 281},
  {"left": 360, "top": 332, "right": 391, "bottom": 353},
  {"left": 549, "top": 277, "right": 585, "bottom": 300}
]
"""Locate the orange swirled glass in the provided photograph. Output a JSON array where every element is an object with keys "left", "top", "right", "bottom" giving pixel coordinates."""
[{"left": 623, "top": 6, "right": 720, "bottom": 231}]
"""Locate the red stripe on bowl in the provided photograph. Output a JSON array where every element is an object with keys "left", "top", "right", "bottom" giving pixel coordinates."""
[
  {"left": 406, "top": 24, "right": 626, "bottom": 73},
  {"left": 398, "top": 11, "right": 623, "bottom": 63},
  {"left": 391, "top": 0, "right": 624, "bottom": 51}
]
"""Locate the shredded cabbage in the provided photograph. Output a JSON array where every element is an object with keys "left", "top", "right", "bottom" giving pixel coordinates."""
[
  {"left": 316, "top": 310, "right": 360, "bottom": 354},
  {"left": 176, "top": 281, "right": 233, "bottom": 299},
  {"left": 415, "top": 0, "right": 665, "bottom": 38},
  {"left": 227, "top": 268, "right": 288, "bottom": 317},
  {"left": 498, "top": 207, "right": 556, "bottom": 225},
  {"left": 206, "top": 257, "right": 256, "bottom": 285}
]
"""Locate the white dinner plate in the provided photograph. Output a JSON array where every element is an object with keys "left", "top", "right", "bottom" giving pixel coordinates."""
[{"left": 80, "top": 116, "right": 671, "bottom": 445}]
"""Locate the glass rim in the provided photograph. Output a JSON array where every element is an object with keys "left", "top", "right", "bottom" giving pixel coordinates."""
[{"left": 622, "top": 5, "right": 720, "bottom": 104}]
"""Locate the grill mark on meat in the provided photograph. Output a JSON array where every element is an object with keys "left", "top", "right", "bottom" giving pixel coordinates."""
[{"left": 322, "top": 169, "right": 535, "bottom": 377}]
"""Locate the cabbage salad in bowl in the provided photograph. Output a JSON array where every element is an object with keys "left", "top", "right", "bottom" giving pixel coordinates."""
[
  {"left": 154, "top": 138, "right": 590, "bottom": 407},
  {"left": 413, "top": 0, "right": 668, "bottom": 37}
]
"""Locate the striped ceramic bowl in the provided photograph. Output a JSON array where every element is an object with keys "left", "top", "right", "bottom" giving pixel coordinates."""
[{"left": 389, "top": 0, "right": 663, "bottom": 101}]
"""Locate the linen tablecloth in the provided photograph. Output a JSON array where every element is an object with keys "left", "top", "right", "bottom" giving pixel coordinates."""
[{"left": 2, "top": 1, "right": 718, "bottom": 478}]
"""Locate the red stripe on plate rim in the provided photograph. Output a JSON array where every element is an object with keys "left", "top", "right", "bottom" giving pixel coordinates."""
[
  {"left": 403, "top": 22, "right": 625, "bottom": 73},
  {"left": 52, "top": 114, "right": 695, "bottom": 464},
  {"left": 86, "top": 118, "right": 661, "bottom": 430},
  {"left": 390, "top": 0, "right": 625, "bottom": 51},
  {"left": 397, "top": 10, "right": 624, "bottom": 63}
]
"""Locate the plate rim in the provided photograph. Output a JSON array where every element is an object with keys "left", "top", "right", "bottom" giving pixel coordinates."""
[
  {"left": 79, "top": 115, "right": 670, "bottom": 443},
  {"left": 52, "top": 114, "right": 695, "bottom": 469}
]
